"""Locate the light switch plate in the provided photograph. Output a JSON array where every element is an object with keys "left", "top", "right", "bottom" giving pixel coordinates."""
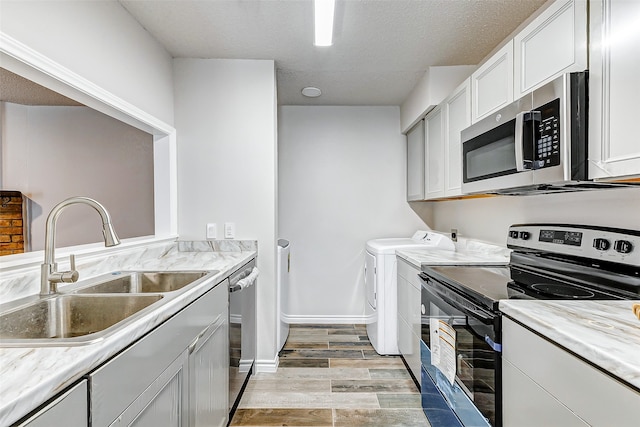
[
  {"left": 206, "top": 223, "right": 217, "bottom": 239},
  {"left": 224, "top": 222, "right": 235, "bottom": 239}
]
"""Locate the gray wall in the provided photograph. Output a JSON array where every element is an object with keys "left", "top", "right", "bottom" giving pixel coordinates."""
[{"left": 1, "top": 102, "right": 155, "bottom": 251}]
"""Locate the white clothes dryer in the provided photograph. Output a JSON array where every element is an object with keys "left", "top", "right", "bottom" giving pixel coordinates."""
[{"left": 365, "top": 231, "right": 455, "bottom": 355}]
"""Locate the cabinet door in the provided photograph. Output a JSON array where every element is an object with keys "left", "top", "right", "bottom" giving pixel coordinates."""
[
  {"left": 471, "top": 40, "right": 514, "bottom": 122},
  {"left": 589, "top": 0, "right": 640, "bottom": 179},
  {"left": 17, "top": 380, "right": 88, "bottom": 427},
  {"left": 111, "top": 350, "right": 188, "bottom": 427},
  {"left": 406, "top": 120, "right": 425, "bottom": 201},
  {"left": 189, "top": 312, "right": 229, "bottom": 427},
  {"left": 503, "top": 359, "right": 589, "bottom": 427},
  {"left": 444, "top": 78, "right": 471, "bottom": 197},
  {"left": 514, "top": 0, "right": 587, "bottom": 97},
  {"left": 424, "top": 106, "right": 444, "bottom": 199}
]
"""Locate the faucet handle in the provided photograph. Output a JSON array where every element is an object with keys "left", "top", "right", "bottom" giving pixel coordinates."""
[{"left": 51, "top": 254, "right": 79, "bottom": 284}]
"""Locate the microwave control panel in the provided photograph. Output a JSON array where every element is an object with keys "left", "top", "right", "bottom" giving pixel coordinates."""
[{"left": 533, "top": 98, "right": 561, "bottom": 169}]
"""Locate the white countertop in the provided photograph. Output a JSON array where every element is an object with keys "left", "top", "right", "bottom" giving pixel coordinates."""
[
  {"left": 396, "top": 238, "right": 510, "bottom": 268},
  {"left": 0, "top": 244, "right": 255, "bottom": 426},
  {"left": 500, "top": 300, "right": 640, "bottom": 391}
]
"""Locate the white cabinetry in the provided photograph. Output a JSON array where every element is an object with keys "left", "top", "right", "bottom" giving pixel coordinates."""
[
  {"left": 471, "top": 40, "right": 513, "bottom": 123},
  {"left": 16, "top": 380, "right": 88, "bottom": 427},
  {"left": 514, "top": 0, "right": 587, "bottom": 97},
  {"left": 502, "top": 317, "right": 640, "bottom": 427},
  {"left": 589, "top": 0, "right": 640, "bottom": 180},
  {"left": 424, "top": 106, "right": 445, "bottom": 199},
  {"left": 406, "top": 120, "right": 425, "bottom": 201},
  {"left": 189, "top": 314, "right": 229, "bottom": 427},
  {"left": 90, "top": 280, "right": 229, "bottom": 427},
  {"left": 444, "top": 78, "right": 471, "bottom": 197},
  {"left": 396, "top": 257, "right": 422, "bottom": 386}
]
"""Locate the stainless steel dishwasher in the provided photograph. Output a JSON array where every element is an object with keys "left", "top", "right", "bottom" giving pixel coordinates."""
[{"left": 228, "top": 259, "right": 257, "bottom": 416}]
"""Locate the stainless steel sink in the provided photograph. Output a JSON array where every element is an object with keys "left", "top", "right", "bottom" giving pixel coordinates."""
[
  {"left": 73, "top": 271, "right": 214, "bottom": 294},
  {"left": 0, "top": 294, "right": 163, "bottom": 346}
]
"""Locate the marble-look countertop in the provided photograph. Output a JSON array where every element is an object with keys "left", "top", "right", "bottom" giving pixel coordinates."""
[
  {"left": 396, "top": 238, "right": 510, "bottom": 268},
  {"left": 500, "top": 300, "right": 640, "bottom": 391},
  {"left": 0, "top": 243, "right": 256, "bottom": 426}
]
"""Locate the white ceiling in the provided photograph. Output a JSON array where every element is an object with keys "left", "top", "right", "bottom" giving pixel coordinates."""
[{"left": 119, "top": 0, "right": 548, "bottom": 106}]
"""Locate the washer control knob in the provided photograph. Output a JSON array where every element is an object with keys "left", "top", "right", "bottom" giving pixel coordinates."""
[
  {"left": 614, "top": 240, "right": 633, "bottom": 254},
  {"left": 593, "top": 238, "right": 611, "bottom": 251},
  {"left": 519, "top": 231, "right": 531, "bottom": 240}
]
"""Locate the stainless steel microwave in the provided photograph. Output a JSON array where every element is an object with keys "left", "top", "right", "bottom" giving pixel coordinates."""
[{"left": 461, "top": 72, "right": 588, "bottom": 195}]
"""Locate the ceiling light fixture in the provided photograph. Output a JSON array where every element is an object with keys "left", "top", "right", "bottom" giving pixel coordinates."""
[
  {"left": 302, "top": 87, "right": 322, "bottom": 98},
  {"left": 314, "top": 0, "right": 335, "bottom": 46}
]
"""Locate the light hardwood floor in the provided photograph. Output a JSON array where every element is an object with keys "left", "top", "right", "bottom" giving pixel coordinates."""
[{"left": 230, "top": 324, "right": 430, "bottom": 427}]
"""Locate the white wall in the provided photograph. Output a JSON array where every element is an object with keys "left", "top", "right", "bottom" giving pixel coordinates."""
[
  {"left": 431, "top": 188, "right": 640, "bottom": 245},
  {"left": 278, "top": 106, "right": 431, "bottom": 323},
  {"left": 173, "top": 59, "right": 278, "bottom": 371},
  {"left": 0, "top": 0, "right": 174, "bottom": 125},
  {"left": 1, "top": 102, "right": 155, "bottom": 251}
]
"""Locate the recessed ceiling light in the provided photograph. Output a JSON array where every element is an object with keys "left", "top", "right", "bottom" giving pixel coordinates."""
[{"left": 301, "top": 87, "right": 322, "bottom": 98}]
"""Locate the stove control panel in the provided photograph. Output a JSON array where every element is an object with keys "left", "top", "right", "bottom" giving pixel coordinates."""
[{"left": 507, "top": 224, "right": 640, "bottom": 267}]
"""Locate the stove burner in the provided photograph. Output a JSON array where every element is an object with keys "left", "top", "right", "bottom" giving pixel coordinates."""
[{"left": 530, "top": 283, "right": 595, "bottom": 299}]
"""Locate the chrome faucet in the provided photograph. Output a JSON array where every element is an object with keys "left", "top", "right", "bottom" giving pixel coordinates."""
[{"left": 41, "top": 197, "right": 120, "bottom": 295}]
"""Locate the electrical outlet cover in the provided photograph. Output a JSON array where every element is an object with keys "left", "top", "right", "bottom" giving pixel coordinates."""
[
  {"left": 206, "top": 223, "right": 217, "bottom": 239},
  {"left": 224, "top": 222, "right": 235, "bottom": 239}
]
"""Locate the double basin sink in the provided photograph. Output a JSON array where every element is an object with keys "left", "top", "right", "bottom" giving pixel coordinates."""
[{"left": 0, "top": 271, "right": 219, "bottom": 347}]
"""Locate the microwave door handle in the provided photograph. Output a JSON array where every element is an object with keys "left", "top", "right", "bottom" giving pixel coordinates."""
[{"left": 514, "top": 111, "right": 527, "bottom": 171}]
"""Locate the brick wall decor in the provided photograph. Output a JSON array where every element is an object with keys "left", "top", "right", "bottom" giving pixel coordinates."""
[{"left": 0, "top": 191, "right": 28, "bottom": 255}]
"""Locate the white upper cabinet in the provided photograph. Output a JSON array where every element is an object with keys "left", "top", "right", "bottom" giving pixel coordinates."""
[
  {"left": 425, "top": 106, "right": 445, "bottom": 199},
  {"left": 514, "top": 0, "right": 587, "bottom": 97},
  {"left": 471, "top": 40, "right": 514, "bottom": 123},
  {"left": 444, "top": 78, "right": 471, "bottom": 197},
  {"left": 406, "top": 120, "right": 425, "bottom": 201},
  {"left": 589, "top": 0, "right": 640, "bottom": 180}
]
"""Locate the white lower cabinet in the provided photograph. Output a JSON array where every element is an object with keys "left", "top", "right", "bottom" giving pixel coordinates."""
[
  {"left": 589, "top": 0, "right": 640, "bottom": 180},
  {"left": 396, "top": 257, "right": 422, "bottom": 386},
  {"left": 189, "top": 313, "right": 229, "bottom": 427},
  {"left": 16, "top": 380, "right": 88, "bottom": 427},
  {"left": 90, "top": 280, "right": 230, "bottom": 427},
  {"left": 502, "top": 317, "right": 640, "bottom": 427}
]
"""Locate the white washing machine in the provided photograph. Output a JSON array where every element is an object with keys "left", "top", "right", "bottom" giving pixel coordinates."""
[{"left": 365, "top": 231, "right": 455, "bottom": 355}]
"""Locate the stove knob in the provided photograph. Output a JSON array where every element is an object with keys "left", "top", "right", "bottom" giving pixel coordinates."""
[
  {"left": 509, "top": 231, "right": 519, "bottom": 239},
  {"left": 593, "top": 238, "right": 611, "bottom": 251},
  {"left": 614, "top": 240, "right": 633, "bottom": 254},
  {"left": 519, "top": 231, "right": 531, "bottom": 240}
]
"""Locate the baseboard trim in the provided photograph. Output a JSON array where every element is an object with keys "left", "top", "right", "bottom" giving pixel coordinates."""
[
  {"left": 254, "top": 356, "right": 279, "bottom": 373},
  {"left": 281, "top": 314, "right": 369, "bottom": 325}
]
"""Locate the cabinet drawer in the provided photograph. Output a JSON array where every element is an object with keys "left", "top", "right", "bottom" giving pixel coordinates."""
[
  {"left": 397, "top": 258, "right": 421, "bottom": 289},
  {"left": 17, "top": 380, "right": 87, "bottom": 427},
  {"left": 90, "top": 280, "right": 228, "bottom": 427},
  {"left": 503, "top": 318, "right": 640, "bottom": 426}
]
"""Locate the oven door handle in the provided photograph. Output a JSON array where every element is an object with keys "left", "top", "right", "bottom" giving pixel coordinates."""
[
  {"left": 485, "top": 335, "right": 502, "bottom": 353},
  {"left": 421, "top": 276, "right": 496, "bottom": 325}
]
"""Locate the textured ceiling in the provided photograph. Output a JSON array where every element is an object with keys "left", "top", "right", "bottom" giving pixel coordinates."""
[{"left": 119, "top": 0, "right": 547, "bottom": 106}]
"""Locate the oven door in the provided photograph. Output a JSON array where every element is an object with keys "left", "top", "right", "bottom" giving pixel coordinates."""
[{"left": 420, "top": 274, "right": 502, "bottom": 427}]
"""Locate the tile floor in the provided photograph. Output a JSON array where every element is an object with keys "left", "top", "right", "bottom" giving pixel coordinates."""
[{"left": 230, "top": 324, "right": 431, "bottom": 427}]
